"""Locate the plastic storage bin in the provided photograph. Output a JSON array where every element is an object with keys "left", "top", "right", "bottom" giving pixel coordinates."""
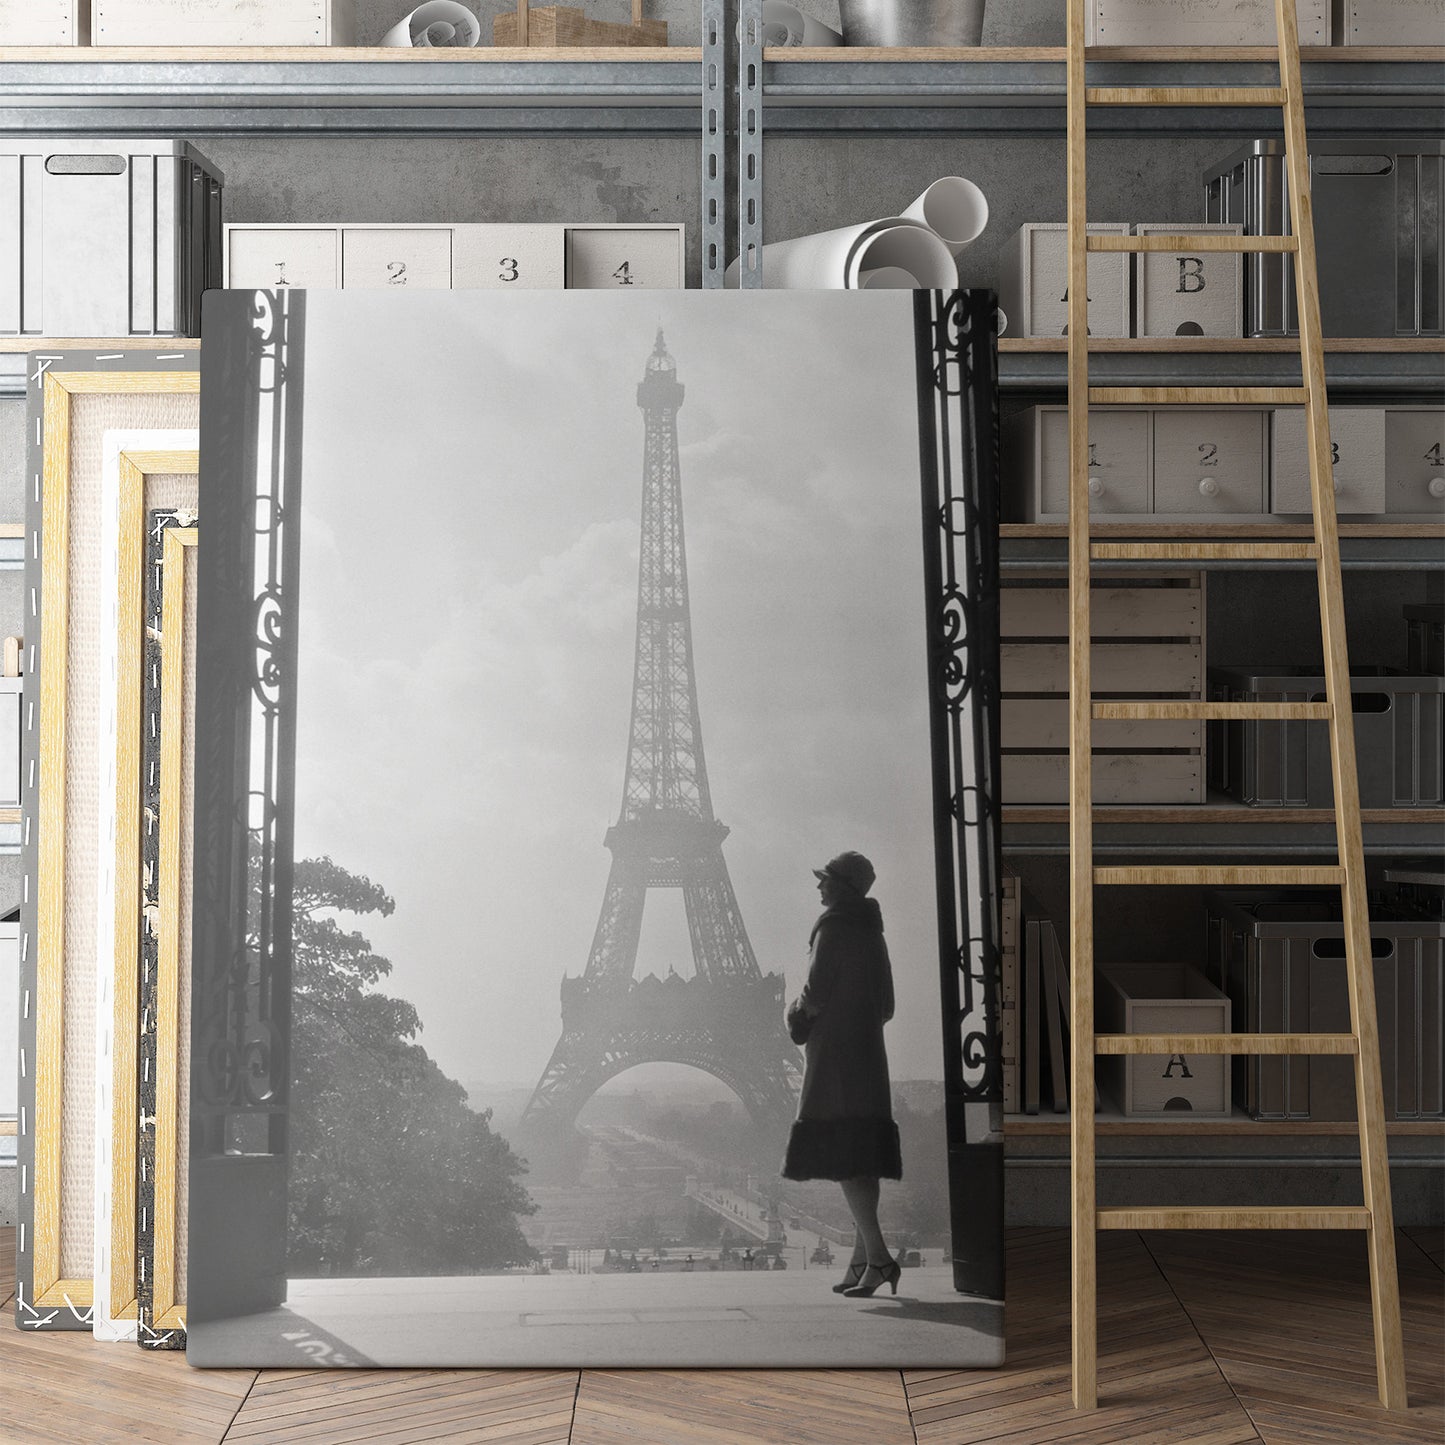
[
  {"left": 1206, "top": 891, "right": 1444, "bottom": 1120},
  {"left": 1406, "top": 604, "right": 1444, "bottom": 676},
  {"left": 0, "top": 139, "right": 223, "bottom": 338},
  {"left": 1208, "top": 665, "right": 1445, "bottom": 808},
  {"left": 1203, "top": 139, "right": 1445, "bottom": 338}
]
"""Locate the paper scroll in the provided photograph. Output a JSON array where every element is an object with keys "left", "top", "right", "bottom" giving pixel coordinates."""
[
  {"left": 761, "top": 1, "right": 844, "bottom": 45},
  {"left": 382, "top": 1, "right": 481, "bottom": 46}
]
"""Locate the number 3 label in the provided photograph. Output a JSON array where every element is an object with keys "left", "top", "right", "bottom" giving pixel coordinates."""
[{"left": 499, "top": 258, "right": 519, "bottom": 283}]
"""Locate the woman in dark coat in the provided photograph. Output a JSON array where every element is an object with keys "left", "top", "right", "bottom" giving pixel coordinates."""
[{"left": 782, "top": 850, "right": 902, "bottom": 1298}]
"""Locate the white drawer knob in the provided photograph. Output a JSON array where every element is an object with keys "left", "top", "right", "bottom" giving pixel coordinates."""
[
  {"left": 1430, "top": 477, "right": 1445, "bottom": 500},
  {"left": 1198, "top": 477, "right": 1219, "bottom": 498},
  {"left": 1087, "top": 474, "right": 1105, "bottom": 497}
]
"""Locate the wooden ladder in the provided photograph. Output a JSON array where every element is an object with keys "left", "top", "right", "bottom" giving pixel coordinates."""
[{"left": 1064, "top": 0, "right": 1407, "bottom": 1412}]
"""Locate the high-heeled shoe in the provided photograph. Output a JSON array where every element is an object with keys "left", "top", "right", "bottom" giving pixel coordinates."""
[
  {"left": 843, "top": 1259, "right": 901, "bottom": 1298},
  {"left": 831, "top": 1261, "right": 867, "bottom": 1294}
]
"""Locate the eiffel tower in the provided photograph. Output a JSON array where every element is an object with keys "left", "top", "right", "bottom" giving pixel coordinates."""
[{"left": 521, "top": 331, "right": 801, "bottom": 1137}]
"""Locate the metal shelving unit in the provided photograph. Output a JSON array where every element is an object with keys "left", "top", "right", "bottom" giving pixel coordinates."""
[
  {"left": 0, "top": 39, "right": 1438, "bottom": 1171},
  {"left": 0, "top": 46, "right": 1438, "bottom": 136}
]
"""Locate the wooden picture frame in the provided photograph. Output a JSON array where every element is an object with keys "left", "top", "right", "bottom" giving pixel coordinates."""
[
  {"left": 137, "top": 513, "right": 199, "bottom": 1349},
  {"left": 92, "top": 439, "right": 199, "bottom": 1343},
  {"left": 15, "top": 352, "right": 199, "bottom": 1331}
]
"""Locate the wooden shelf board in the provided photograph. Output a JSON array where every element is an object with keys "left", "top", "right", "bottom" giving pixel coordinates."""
[
  {"left": 1002, "top": 804, "right": 1445, "bottom": 826},
  {"left": 2, "top": 42, "right": 1435, "bottom": 62},
  {"left": 1001, "top": 521, "right": 1445, "bottom": 538},
  {"left": 1005, "top": 1112, "right": 1445, "bottom": 1137},
  {"left": 0, "top": 337, "right": 198, "bottom": 353},
  {"left": 0, "top": 45, "right": 700, "bottom": 61},
  {"left": 1000, "top": 337, "right": 1445, "bottom": 353}
]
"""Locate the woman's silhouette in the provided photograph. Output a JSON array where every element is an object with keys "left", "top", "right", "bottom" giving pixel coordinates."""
[{"left": 782, "top": 851, "right": 902, "bottom": 1298}]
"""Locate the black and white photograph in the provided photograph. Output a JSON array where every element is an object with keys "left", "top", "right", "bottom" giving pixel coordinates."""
[{"left": 185, "top": 288, "right": 1004, "bottom": 1370}]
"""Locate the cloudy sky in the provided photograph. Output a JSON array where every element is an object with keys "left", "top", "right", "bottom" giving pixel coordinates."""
[{"left": 290, "top": 290, "right": 945, "bottom": 1097}]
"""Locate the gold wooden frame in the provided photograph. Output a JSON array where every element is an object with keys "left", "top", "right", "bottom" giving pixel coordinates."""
[
  {"left": 30, "top": 370, "right": 199, "bottom": 1313},
  {"left": 152, "top": 524, "right": 198, "bottom": 1332},
  {"left": 104, "top": 450, "right": 199, "bottom": 1327}
]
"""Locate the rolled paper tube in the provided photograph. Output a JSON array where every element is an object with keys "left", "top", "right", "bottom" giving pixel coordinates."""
[
  {"left": 381, "top": 0, "right": 482, "bottom": 46},
  {"left": 844, "top": 223, "right": 957, "bottom": 290},
  {"left": 997, "top": 305, "right": 1009, "bottom": 336},
  {"left": 901, "top": 176, "right": 989, "bottom": 256},
  {"left": 857, "top": 266, "right": 923, "bottom": 288},
  {"left": 760, "top": 1, "right": 844, "bottom": 45},
  {"left": 726, "top": 217, "right": 955, "bottom": 289}
]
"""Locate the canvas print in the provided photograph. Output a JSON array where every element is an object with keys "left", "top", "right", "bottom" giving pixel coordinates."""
[{"left": 186, "top": 288, "right": 1004, "bottom": 1368}]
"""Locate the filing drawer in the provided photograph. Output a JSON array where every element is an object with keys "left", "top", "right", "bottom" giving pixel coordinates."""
[
  {"left": 227, "top": 227, "right": 339, "bottom": 290},
  {"left": 1003, "top": 697, "right": 1200, "bottom": 751},
  {"left": 1271, "top": 407, "right": 1387, "bottom": 516},
  {"left": 1384, "top": 407, "right": 1445, "bottom": 514},
  {"left": 996, "top": 223, "right": 1131, "bottom": 339},
  {"left": 1134, "top": 222, "right": 1243, "bottom": 339},
  {"left": 565, "top": 225, "right": 684, "bottom": 289},
  {"left": 1002, "top": 641, "right": 1203, "bottom": 695},
  {"left": 453, "top": 225, "right": 566, "bottom": 289},
  {"left": 342, "top": 228, "right": 452, "bottom": 290},
  {"left": 1151, "top": 409, "right": 1267, "bottom": 516},
  {"left": 1002, "top": 753, "right": 1204, "bottom": 805},
  {"left": 1015, "top": 406, "right": 1149, "bottom": 520}
]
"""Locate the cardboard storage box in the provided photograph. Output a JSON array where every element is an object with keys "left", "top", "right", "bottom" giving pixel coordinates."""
[
  {"left": 996, "top": 223, "right": 1130, "bottom": 339},
  {"left": 1007, "top": 406, "right": 1270, "bottom": 522},
  {"left": 1207, "top": 891, "right": 1444, "bottom": 1121},
  {"left": 225, "top": 222, "right": 683, "bottom": 291},
  {"left": 1087, "top": 0, "right": 1328, "bottom": 44},
  {"left": 1096, "top": 965, "right": 1232, "bottom": 1119},
  {"left": 93, "top": 0, "right": 356, "bottom": 44},
  {"left": 1331, "top": 0, "right": 1445, "bottom": 45},
  {"left": 1385, "top": 407, "right": 1445, "bottom": 515},
  {"left": 1208, "top": 665, "right": 1445, "bottom": 808},
  {"left": 1134, "top": 222, "right": 1243, "bottom": 339},
  {"left": 0, "top": 0, "right": 87, "bottom": 43},
  {"left": 0, "top": 139, "right": 223, "bottom": 338},
  {"left": 1271, "top": 407, "right": 1387, "bottom": 516}
]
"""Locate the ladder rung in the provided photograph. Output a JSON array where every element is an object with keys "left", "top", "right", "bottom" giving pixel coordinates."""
[
  {"left": 1086, "top": 234, "right": 1298, "bottom": 253},
  {"left": 1085, "top": 86, "right": 1287, "bottom": 107},
  {"left": 1094, "top": 866, "right": 1345, "bottom": 886},
  {"left": 1091, "top": 541, "right": 1321, "bottom": 562},
  {"left": 1097, "top": 1207, "right": 1371, "bottom": 1232},
  {"left": 1088, "top": 387, "right": 1310, "bottom": 405},
  {"left": 1093, "top": 1033, "right": 1358, "bottom": 1056},
  {"left": 1092, "top": 700, "right": 1331, "bottom": 721}
]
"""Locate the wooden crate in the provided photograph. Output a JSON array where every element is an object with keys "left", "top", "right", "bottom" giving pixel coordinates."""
[
  {"left": 494, "top": 1, "right": 667, "bottom": 45},
  {"left": 93, "top": 0, "right": 356, "bottom": 44},
  {"left": 0, "top": 0, "right": 87, "bottom": 43},
  {"left": 1001, "top": 573, "right": 1206, "bottom": 807}
]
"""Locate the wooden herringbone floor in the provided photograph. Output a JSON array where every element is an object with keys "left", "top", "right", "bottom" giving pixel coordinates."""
[{"left": 3, "top": 1225, "right": 1441, "bottom": 1444}]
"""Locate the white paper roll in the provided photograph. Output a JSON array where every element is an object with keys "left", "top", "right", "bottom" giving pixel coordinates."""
[
  {"left": 761, "top": 1, "right": 844, "bottom": 45},
  {"left": 725, "top": 217, "right": 956, "bottom": 290},
  {"left": 996, "top": 305, "right": 1008, "bottom": 336},
  {"left": 381, "top": 0, "right": 481, "bottom": 47},
  {"left": 857, "top": 266, "right": 921, "bottom": 289},
  {"left": 901, "top": 176, "right": 989, "bottom": 256}
]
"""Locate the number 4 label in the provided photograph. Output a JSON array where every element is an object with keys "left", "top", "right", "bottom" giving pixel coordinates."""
[{"left": 613, "top": 261, "right": 634, "bottom": 286}]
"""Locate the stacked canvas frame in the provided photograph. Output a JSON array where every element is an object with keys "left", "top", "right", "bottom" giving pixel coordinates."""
[{"left": 15, "top": 352, "right": 198, "bottom": 1333}]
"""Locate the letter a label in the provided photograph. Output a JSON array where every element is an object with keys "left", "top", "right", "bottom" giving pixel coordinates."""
[{"left": 1162, "top": 1054, "right": 1193, "bottom": 1079}]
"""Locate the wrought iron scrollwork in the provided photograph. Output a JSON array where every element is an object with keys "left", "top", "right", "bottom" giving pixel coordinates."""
[{"left": 917, "top": 289, "right": 1003, "bottom": 1105}]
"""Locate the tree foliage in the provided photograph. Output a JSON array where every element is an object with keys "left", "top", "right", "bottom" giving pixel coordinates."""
[{"left": 285, "top": 855, "right": 538, "bottom": 1276}]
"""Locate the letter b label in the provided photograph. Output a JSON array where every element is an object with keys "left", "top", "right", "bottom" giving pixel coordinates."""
[{"left": 1176, "top": 257, "right": 1206, "bottom": 294}]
